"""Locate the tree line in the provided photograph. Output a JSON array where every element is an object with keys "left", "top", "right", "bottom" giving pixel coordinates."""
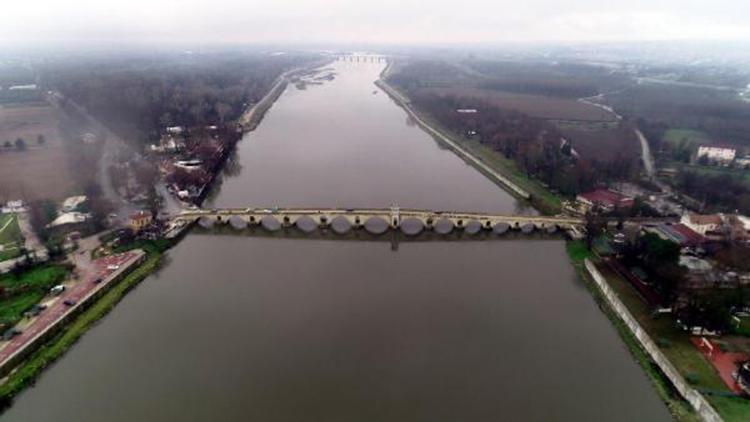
[
  {"left": 40, "top": 52, "right": 316, "bottom": 145},
  {"left": 411, "top": 93, "right": 635, "bottom": 196}
]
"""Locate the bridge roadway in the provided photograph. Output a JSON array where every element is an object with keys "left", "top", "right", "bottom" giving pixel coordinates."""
[{"left": 173, "top": 207, "right": 584, "bottom": 235}]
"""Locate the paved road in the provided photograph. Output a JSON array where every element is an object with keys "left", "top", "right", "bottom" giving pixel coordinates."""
[
  {"left": 47, "top": 92, "right": 138, "bottom": 224},
  {"left": 0, "top": 251, "right": 142, "bottom": 368},
  {"left": 635, "top": 129, "right": 656, "bottom": 180}
]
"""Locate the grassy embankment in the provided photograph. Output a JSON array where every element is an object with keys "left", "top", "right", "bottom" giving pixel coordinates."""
[
  {"left": 568, "top": 240, "right": 750, "bottom": 421},
  {"left": 662, "top": 128, "right": 710, "bottom": 149},
  {"left": 565, "top": 240, "right": 701, "bottom": 421},
  {"left": 384, "top": 84, "right": 563, "bottom": 215},
  {"left": 0, "top": 265, "right": 68, "bottom": 329},
  {"left": 0, "top": 215, "right": 23, "bottom": 262},
  {"left": 0, "top": 240, "right": 168, "bottom": 405}
]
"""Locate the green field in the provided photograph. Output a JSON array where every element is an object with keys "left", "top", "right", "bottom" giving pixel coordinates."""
[
  {"left": 0, "top": 214, "right": 24, "bottom": 262},
  {"left": 0, "top": 265, "right": 68, "bottom": 328},
  {"left": 662, "top": 128, "right": 710, "bottom": 148}
]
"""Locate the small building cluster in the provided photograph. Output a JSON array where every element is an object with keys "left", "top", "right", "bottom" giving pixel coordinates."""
[
  {"left": 575, "top": 188, "right": 634, "bottom": 213},
  {"left": 151, "top": 125, "right": 239, "bottom": 204}
]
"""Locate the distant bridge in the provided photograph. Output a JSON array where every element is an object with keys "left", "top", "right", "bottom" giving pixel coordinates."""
[
  {"left": 334, "top": 54, "right": 386, "bottom": 63},
  {"left": 172, "top": 207, "right": 583, "bottom": 236}
]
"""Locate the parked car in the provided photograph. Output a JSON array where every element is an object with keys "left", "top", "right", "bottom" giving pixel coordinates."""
[
  {"left": 24, "top": 304, "right": 47, "bottom": 317},
  {"left": 50, "top": 285, "right": 65, "bottom": 296},
  {"left": 63, "top": 299, "right": 77, "bottom": 307},
  {"left": 2, "top": 328, "right": 22, "bottom": 341},
  {"left": 93, "top": 277, "right": 103, "bottom": 284}
]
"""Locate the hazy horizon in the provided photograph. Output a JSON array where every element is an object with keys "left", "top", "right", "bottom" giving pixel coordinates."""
[{"left": 2, "top": 0, "right": 750, "bottom": 47}]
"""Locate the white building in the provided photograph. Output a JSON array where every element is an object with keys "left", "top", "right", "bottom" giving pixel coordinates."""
[
  {"left": 46, "top": 212, "right": 90, "bottom": 229},
  {"left": 697, "top": 145, "right": 736, "bottom": 163},
  {"left": 2, "top": 200, "right": 25, "bottom": 213},
  {"left": 61, "top": 195, "right": 87, "bottom": 213}
]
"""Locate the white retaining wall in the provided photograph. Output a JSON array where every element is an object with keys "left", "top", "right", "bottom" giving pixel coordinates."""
[{"left": 584, "top": 259, "right": 722, "bottom": 422}]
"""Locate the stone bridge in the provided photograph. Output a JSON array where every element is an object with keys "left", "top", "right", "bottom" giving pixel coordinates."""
[{"left": 172, "top": 207, "right": 583, "bottom": 236}]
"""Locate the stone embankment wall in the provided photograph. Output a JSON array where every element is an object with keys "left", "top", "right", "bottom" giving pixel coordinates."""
[{"left": 584, "top": 259, "right": 722, "bottom": 422}]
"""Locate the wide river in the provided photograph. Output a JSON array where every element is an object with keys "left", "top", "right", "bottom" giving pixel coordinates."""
[{"left": 2, "top": 59, "right": 670, "bottom": 421}]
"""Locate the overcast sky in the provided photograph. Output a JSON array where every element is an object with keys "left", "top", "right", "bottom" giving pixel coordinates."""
[{"left": 2, "top": 0, "right": 749, "bottom": 46}]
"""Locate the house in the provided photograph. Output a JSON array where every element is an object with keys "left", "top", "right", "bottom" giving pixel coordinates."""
[
  {"left": 46, "top": 212, "right": 91, "bottom": 236},
  {"left": 681, "top": 213, "right": 723, "bottom": 236},
  {"left": 61, "top": 195, "right": 87, "bottom": 213},
  {"left": 129, "top": 211, "right": 153, "bottom": 232},
  {"left": 576, "top": 189, "right": 634, "bottom": 212},
  {"left": 646, "top": 223, "right": 705, "bottom": 247},
  {"left": 736, "top": 156, "right": 750, "bottom": 169},
  {"left": 2, "top": 200, "right": 25, "bottom": 213},
  {"left": 697, "top": 145, "right": 736, "bottom": 164}
]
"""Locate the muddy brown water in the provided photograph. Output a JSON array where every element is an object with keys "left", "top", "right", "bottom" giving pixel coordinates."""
[{"left": 1, "top": 59, "right": 669, "bottom": 421}]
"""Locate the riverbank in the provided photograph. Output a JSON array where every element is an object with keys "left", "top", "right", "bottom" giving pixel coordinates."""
[
  {"left": 566, "top": 239, "right": 750, "bottom": 421},
  {"left": 376, "top": 68, "right": 563, "bottom": 215},
  {"left": 0, "top": 60, "right": 321, "bottom": 406},
  {"left": 379, "top": 60, "right": 727, "bottom": 418},
  {"left": 0, "top": 241, "right": 166, "bottom": 407},
  {"left": 565, "top": 242, "right": 702, "bottom": 421}
]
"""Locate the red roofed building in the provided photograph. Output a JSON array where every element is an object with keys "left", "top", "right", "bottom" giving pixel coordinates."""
[
  {"left": 646, "top": 223, "right": 705, "bottom": 247},
  {"left": 576, "top": 189, "right": 634, "bottom": 212}
]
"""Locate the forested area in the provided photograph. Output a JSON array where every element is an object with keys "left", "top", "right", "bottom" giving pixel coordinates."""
[
  {"left": 389, "top": 59, "right": 629, "bottom": 99},
  {"left": 609, "top": 83, "right": 750, "bottom": 145},
  {"left": 674, "top": 170, "right": 750, "bottom": 214},
  {"left": 411, "top": 93, "right": 635, "bottom": 196},
  {"left": 40, "top": 51, "right": 317, "bottom": 144}
]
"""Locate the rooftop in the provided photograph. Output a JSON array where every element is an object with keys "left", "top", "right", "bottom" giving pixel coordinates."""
[
  {"left": 687, "top": 213, "right": 723, "bottom": 226},
  {"left": 698, "top": 144, "right": 737, "bottom": 151},
  {"left": 577, "top": 189, "right": 633, "bottom": 207}
]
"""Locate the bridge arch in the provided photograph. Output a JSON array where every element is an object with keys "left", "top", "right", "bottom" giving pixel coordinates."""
[
  {"left": 464, "top": 220, "right": 483, "bottom": 234},
  {"left": 295, "top": 216, "right": 317, "bottom": 233},
  {"left": 331, "top": 216, "right": 352, "bottom": 234},
  {"left": 364, "top": 217, "right": 389, "bottom": 234},
  {"left": 433, "top": 218, "right": 454, "bottom": 235},
  {"left": 493, "top": 222, "right": 510, "bottom": 235},
  {"left": 229, "top": 216, "right": 247, "bottom": 230},
  {"left": 198, "top": 216, "right": 215, "bottom": 229},
  {"left": 261, "top": 215, "right": 281, "bottom": 231},
  {"left": 400, "top": 218, "right": 424, "bottom": 236}
]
